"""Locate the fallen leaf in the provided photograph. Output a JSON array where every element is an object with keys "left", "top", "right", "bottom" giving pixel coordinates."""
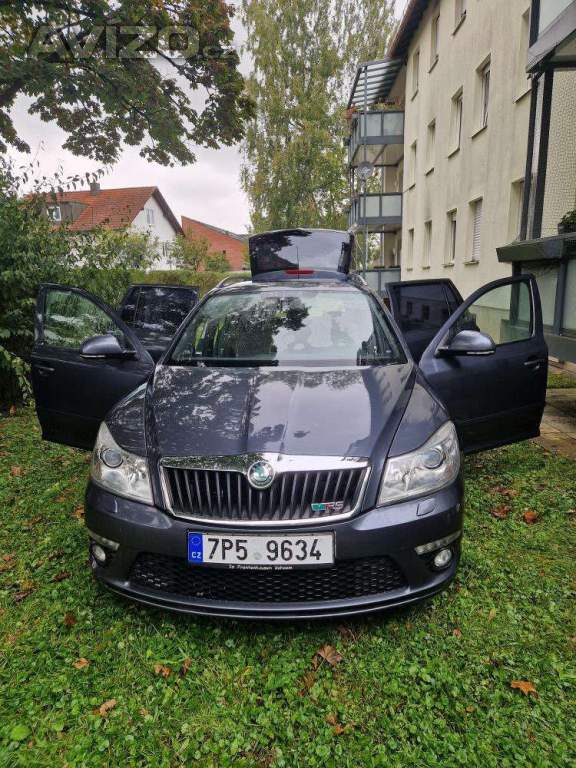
[
  {"left": 488, "top": 608, "right": 497, "bottom": 621},
  {"left": 13, "top": 590, "right": 33, "bottom": 603},
  {"left": 1, "top": 553, "right": 15, "bottom": 562},
  {"left": 73, "top": 657, "right": 90, "bottom": 670},
  {"left": 299, "top": 670, "right": 316, "bottom": 695},
  {"left": 326, "top": 714, "right": 338, "bottom": 726},
  {"left": 334, "top": 724, "right": 351, "bottom": 735},
  {"left": 52, "top": 571, "right": 71, "bottom": 583},
  {"left": 63, "top": 611, "right": 77, "bottom": 628},
  {"left": 95, "top": 698, "right": 117, "bottom": 717},
  {"left": 491, "top": 504, "right": 511, "bottom": 520},
  {"left": 139, "top": 708, "right": 150, "bottom": 718},
  {"left": 10, "top": 465, "right": 23, "bottom": 477},
  {"left": 56, "top": 495, "right": 67, "bottom": 503},
  {"left": 72, "top": 506, "right": 85, "bottom": 519},
  {"left": 0, "top": 562, "right": 14, "bottom": 573},
  {"left": 154, "top": 664, "right": 171, "bottom": 678},
  {"left": 492, "top": 486, "right": 519, "bottom": 498},
  {"left": 9, "top": 405, "right": 17, "bottom": 417},
  {"left": 511, "top": 680, "right": 537, "bottom": 697},
  {"left": 24, "top": 516, "right": 43, "bottom": 528},
  {"left": 453, "top": 628, "right": 462, "bottom": 638},
  {"left": 179, "top": 658, "right": 192, "bottom": 677},
  {"left": 337, "top": 625, "right": 357, "bottom": 642},
  {"left": 465, "top": 705, "right": 475, "bottom": 713},
  {"left": 316, "top": 645, "right": 343, "bottom": 667},
  {"left": 523, "top": 510, "right": 539, "bottom": 525}
]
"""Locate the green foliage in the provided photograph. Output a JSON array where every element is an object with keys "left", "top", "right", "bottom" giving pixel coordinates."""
[
  {"left": 240, "top": 0, "right": 395, "bottom": 231},
  {"left": 204, "top": 251, "right": 232, "bottom": 272},
  {"left": 559, "top": 209, "right": 576, "bottom": 233},
  {"left": 0, "top": 1, "right": 254, "bottom": 165},
  {"left": 130, "top": 269, "right": 249, "bottom": 297},
  {"left": 548, "top": 370, "right": 576, "bottom": 389},
  {"left": 1, "top": 415, "right": 575, "bottom": 766},
  {"left": 169, "top": 235, "right": 210, "bottom": 271},
  {"left": 0, "top": 161, "right": 160, "bottom": 405}
]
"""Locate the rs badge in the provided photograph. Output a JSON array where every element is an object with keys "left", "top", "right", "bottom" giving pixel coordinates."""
[{"left": 311, "top": 501, "right": 344, "bottom": 514}]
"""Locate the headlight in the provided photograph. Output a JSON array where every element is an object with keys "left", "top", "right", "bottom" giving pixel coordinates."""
[
  {"left": 378, "top": 421, "right": 460, "bottom": 506},
  {"left": 91, "top": 422, "right": 153, "bottom": 504}
]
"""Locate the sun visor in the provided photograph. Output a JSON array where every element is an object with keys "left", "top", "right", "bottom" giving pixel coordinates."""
[{"left": 249, "top": 229, "right": 354, "bottom": 281}]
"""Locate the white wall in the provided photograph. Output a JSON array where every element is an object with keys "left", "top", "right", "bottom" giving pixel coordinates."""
[
  {"left": 130, "top": 195, "right": 179, "bottom": 269},
  {"left": 398, "top": 0, "right": 533, "bottom": 298}
]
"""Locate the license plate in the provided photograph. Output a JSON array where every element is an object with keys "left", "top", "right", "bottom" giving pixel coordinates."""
[{"left": 187, "top": 532, "right": 334, "bottom": 568}]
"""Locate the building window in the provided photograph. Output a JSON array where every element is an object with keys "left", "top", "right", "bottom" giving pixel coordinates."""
[
  {"left": 426, "top": 120, "right": 436, "bottom": 172},
  {"left": 450, "top": 89, "right": 463, "bottom": 152},
  {"left": 412, "top": 50, "right": 420, "bottom": 96},
  {"left": 407, "top": 228, "right": 415, "bottom": 270},
  {"left": 446, "top": 210, "right": 457, "bottom": 265},
  {"left": 145, "top": 208, "right": 155, "bottom": 225},
  {"left": 47, "top": 205, "right": 61, "bottom": 222},
  {"left": 469, "top": 198, "right": 483, "bottom": 263},
  {"left": 509, "top": 179, "right": 525, "bottom": 239},
  {"left": 409, "top": 141, "right": 417, "bottom": 187},
  {"left": 517, "top": 10, "right": 531, "bottom": 95},
  {"left": 455, "top": 0, "right": 467, "bottom": 27},
  {"left": 431, "top": 13, "right": 440, "bottom": 67},
  {"left": 479, "top": 60, "right": 491, "bottom": 128},
  {"left": 423, "top": 220, "right": 433, "bottom": 268}
]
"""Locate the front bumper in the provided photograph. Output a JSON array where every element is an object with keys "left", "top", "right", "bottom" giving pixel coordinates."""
[{"left": 85, "top": 480, "right": 463, "bottom": 619}]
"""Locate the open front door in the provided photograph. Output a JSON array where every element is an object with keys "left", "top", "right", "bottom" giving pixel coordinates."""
[
  {"left": 32, "top": 284, "right": 155, "bottom": 450},
  {"left": 418, "top": 275, "right": 548, "bottom": 454},
  {"left": 387, "top": 279, "right": 463, "bottom": 362}
]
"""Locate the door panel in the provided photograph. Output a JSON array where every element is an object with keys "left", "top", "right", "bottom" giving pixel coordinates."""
[
  {"left": 32, "top": 285, "right": 154, "bottom": 450},
  {"left": 387, "top": 279, "right": 464, "bottom": 361},
  {"left": 418, "top": 275, "right": 547, "bottom": 454}
]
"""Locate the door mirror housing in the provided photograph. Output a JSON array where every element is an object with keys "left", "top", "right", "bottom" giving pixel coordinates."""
[
  {"left": 438, "top": 330, "right": 496, "bottom": 357},
  {"left": 80, "top": 334, "right": 132, "bottom": 359}
]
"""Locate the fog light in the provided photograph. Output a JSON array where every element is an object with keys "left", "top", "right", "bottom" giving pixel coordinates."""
[
  {"left": 92, "top": 543, "right": 107, "bottom": 565},
  {"left": 433, "top": 548, "right": 453, "bottom": 570}
]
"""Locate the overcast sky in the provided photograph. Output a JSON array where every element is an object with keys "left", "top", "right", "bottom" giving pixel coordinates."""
[{"left": 8, "top": 1, "right": 407, "bottom": 235}]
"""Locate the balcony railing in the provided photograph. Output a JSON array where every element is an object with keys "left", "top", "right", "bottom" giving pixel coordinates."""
[
  {"left": 349, "top": 110, "right": 404, "bottom": 166},
  {"left": 349, "top": 193, "right": 403, "bottom": 231}
]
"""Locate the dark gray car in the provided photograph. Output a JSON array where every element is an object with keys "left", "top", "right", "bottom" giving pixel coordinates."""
[{"left": 31, "top": 229, "right": 548, "bottom": 618}]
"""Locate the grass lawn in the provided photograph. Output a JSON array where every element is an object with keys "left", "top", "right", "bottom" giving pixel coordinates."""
[
  {"left": 1, "top": 411, "right": 575, "bottom": 767},
  {"left": 548, "top": 370, "right": 576, "bottom": 389}
]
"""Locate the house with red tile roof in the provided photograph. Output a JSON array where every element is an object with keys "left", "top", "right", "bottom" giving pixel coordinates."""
[
  {"left": 42, "top": 183, "right": 183, "bottom": 269},
  {"left": 181, "top": 216, "right": 248, "bottom": 272}
]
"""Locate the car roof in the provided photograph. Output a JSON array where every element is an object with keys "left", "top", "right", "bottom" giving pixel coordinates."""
[{"left": 212, "top": 277, "right": 369, "bottom": 296}]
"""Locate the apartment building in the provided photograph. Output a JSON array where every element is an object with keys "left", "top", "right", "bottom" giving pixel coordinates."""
[{"left": 392, "top": 0, "right": 535, "bottom": 294}]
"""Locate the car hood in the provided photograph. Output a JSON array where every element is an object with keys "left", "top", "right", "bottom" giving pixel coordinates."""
[{"left": 148, "top": 363, "right": 415, "bottom": 459}]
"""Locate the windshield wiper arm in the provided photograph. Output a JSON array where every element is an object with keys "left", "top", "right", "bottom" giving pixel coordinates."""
[{"left": 169, "top": 357, "right": 279, "bottom": 367}]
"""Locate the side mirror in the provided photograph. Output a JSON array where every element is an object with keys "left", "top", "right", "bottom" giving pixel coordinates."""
[
  {"left": 438, "top": 330, "right": 496, "bottom": 357},
  {"left": 80, "top": 334, "right": 132, "bottom": 359}
]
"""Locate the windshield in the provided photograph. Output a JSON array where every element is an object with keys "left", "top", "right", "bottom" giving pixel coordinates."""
[{"left": 169, "top": 287, "right": 405, "bottom": 367}]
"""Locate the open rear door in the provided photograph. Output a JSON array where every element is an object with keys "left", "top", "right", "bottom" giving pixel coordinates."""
[
  {"left": 387, "top": 279, "right": 463, "bottom": 362},
  {"left": 418, "top": 275, "right": 548, "bottom": 454},
  {"left": 32, "top": 284, "right": 154, "bottom": 450}
]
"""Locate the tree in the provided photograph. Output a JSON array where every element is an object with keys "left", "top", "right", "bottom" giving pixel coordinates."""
[
  {"left": 169, "top": 234, "right": 210, "bottom": 270},
  {"left": 204, "top": 251, "right": 231, "bottom": 272},
  {"left": 0, "top": 159, "right": 159, "bottom": 404},
  {"left": 240, "top": 0, "right": 395, "bottom": 231},
  {"left": 0, "top": 1, "right": 254, "bottom": 165}
]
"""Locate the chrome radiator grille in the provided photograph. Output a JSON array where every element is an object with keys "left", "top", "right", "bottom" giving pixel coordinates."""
[{"left": 160, "top": 457, "right": 369, "bottom": 523}]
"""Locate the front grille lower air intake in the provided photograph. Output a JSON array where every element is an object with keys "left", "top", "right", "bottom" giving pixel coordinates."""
[{"left": 160, "top": 454, "right": 369, "bottom": 524}]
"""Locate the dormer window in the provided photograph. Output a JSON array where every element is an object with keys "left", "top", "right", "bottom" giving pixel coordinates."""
[{"left": 47, "top": 205, "right": 62, "bottom": 222}]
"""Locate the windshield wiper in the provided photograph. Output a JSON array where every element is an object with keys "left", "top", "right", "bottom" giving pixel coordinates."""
[{"left": 169, "top": 357, "right": 279, "bottom": 367}]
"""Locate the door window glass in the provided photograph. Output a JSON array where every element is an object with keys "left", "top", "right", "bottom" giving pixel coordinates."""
[
  {"left": 452, "top": 281, "right": 533, "bottom": 345},
  {"left": 132, "top": 287, "right": 197, "bottom": 335},
  {"left": 43, "top": 289, "right": 129, "bottom": 350},
  {"left": 521, "top": 263, "right": 558, "bottom": 329},
  {"left": 392, "top": 283, "right": 453, "bottom": 333}
]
